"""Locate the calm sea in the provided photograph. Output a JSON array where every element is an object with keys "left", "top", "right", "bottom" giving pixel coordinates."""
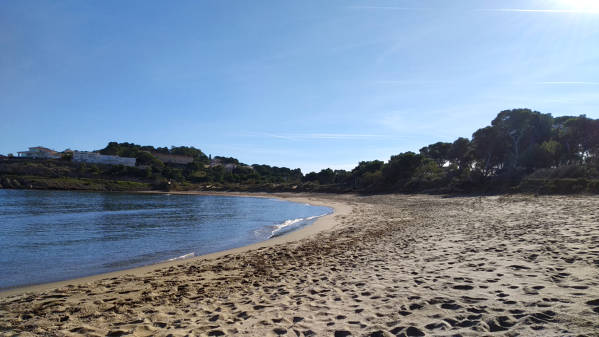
[{"left": 0, "top": 190, "right": 331, "bottom": 289}]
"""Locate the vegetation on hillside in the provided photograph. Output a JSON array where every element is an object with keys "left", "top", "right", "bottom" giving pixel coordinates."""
[
  {"left": 2, "top": 109, "right": 598, "bottom": 194},
  {"left": 304, "top": 109, "right": 599, "bottom": 194}
]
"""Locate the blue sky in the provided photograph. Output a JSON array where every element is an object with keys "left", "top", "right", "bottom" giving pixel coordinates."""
[{"left": 1, "top": 0, "right": 598, "bottom": 173}]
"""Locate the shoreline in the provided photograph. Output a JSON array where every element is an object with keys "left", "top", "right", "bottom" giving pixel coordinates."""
[
  {"left": 2, "top": 194, "right": 598, "bottom": 336},
  {"left": 0, "top": 191, "right": 350, "bottom": 298}
]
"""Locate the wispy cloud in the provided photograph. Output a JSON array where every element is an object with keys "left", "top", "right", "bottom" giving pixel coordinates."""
[
  {"left": 350, "top": 6, "right": 599, "bottom": 14},
  {"left": 348, "top": 6, "right": 431, "bottom": 11},
  {"left": 372, "top": 80, "right": 599, "bottom": 87},
  {"left": 537, "top": 81, "right": 599, "bottom": 85},
  {"left": 261, "top": 133, "right": 391, "bottom": 141},
  {"left": 476, "top": 8, "right": 599, "bottom": 14},
  {"left": 372, "top": 80, "right": 449, "bottom": 86}
]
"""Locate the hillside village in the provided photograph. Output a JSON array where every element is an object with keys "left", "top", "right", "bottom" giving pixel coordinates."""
[
  {"left": 0, "top": 142, "right": 301, "bottom": 192},
  {"left": 14, "top": 145, "right": 239, "bottom": 172}
]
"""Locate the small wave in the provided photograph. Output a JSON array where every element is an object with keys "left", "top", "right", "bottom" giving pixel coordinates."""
[
  {"left": 269, "top": 213, "right": 329, "bottom": 238},
  {"left": 167, "top": 252, "right": 195, "bottom": 261}
]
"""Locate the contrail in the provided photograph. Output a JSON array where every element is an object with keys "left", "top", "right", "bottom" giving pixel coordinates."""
[
  {"left": 350, "top": 6, "right": 599, "bottom": 14},
  {"left": 476, "top": 8, "right": 599, "bottom": 14}
]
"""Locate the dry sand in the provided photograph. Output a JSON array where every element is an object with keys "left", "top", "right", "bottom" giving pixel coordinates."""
[{"left": 1, "top": 193, "right": 599, "bottom": 336}]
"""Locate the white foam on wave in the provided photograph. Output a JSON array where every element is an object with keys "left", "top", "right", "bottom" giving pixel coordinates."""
[
  {"left": 269, "top": 213, "right": 329, "bottom": 238},
  {"left": 167, "top": 252, "right": 195, "bottom": 261}
]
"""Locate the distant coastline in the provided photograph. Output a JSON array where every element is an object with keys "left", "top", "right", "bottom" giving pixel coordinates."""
[{"left": 3, "top": 109, "right": 599, "bottom": 195}]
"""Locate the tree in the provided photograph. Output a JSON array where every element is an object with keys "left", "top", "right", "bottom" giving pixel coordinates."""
[
  {"left": 519, "top": 144, "right": 552, "bottom": 171},
  {"left": 351, "top": 160, "right": 384, "bottom": 176},
  {"left": 170, "top": 146, "right": 208, "bottom": 161},
  {"left": 407, "top": 157, "right": 445, "bottom": 190},
  {"left": 333, "top": 170, "right": 351, "bottom": 184},
  {"left": 99, "top": 142, "right": 121, "bottom": 155},
  {"left": 135, "top": 151, "right": 164, "bottom": 170},
  {"left": 420, "top": 142, "right": 452, "bottom": 167},
  {"left": 448, "top": 137, "right": 472, "bottom": 170},
  {"left": 350, "top": 160, "right": 384, "bottom": 189},
  {"left": 382, "top": 152, "right": 423, "bottom": 185},
  {"left": 213, "top": 156, "right": 239, "bottom": 165},
  {"left": 316, "top": 168, "right": 336, "bottom": 185},
  {"left": 559, "top": 116, "right": 599, "bottom": 164},
  {"left": 539, "top": 140, "right": 562, "bottom": 168},
  {"left": 303, "top": 172, "right": 319, "bottom": 183},
  {"left": 471, "top": 126, "right": 508, "bottom": 176},
  {"left": 491, "top": 109, "right": 552, "bottom": 169}
]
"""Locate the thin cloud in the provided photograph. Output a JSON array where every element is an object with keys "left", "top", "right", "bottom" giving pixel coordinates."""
[
  {"left": 538, "top": 81, "right": 599, "bottom": 85},
  {"left": 372, "top": 80, "right": 449, "bottom": 85},
  {"left": 373, "top": 80, "right": 599, "bottom": 86},
  {"left": 256, "top": 132, "right": 392, "bottom": 141},
  {"left": 350, "top": 6, "right": 599, "bottom": 14},
  {"left": 476, "top": 8, "right": 599, "bottom": 14},
  {"left": 348, "top": 6, "right": 432, "bottom": 11}
]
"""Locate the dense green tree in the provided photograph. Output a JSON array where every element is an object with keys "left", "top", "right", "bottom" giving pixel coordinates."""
[
  {"left": 135, "top": 151, "right": 164, "bottom": 170},
  {"left": 170, "top": 146, "right": 208, "bottom": 161},
  {"left": 358, "top": 170, "right": 384, "bottom": 190},
  {"left": 539, "top": 140, "right": 562, "bottom": 168},
  {"left": 491, "top": 109, "right": 553, "bottom": 169},
  {"left": 420, "top": 142, "right": 452, "bottom": 167},
  {"left": 448, "top": 137, "right": 472, "bottom": 170},
  {"left": 351, "top": 160, "right": 384, "bottom": 176},
  {"left": 559, "top": 116, "right": 599, "bottom": 164},
  {"left": 333, "top": 170, "right": 351, "bottom": 184},
  {"left": 382, "top": 152, "right": 423, "bottom": 184},
  {"left": 253, "top": 165, "right": 303, "bottom": 183},
  {"left": 519, "top": 144, "right": 553, "bottom": 171},
  {"left": 349, "top": 160, "right": 384, "bottom": 189},
  {"left": 99, "top": 142, "right": 122, "bottom": 156},
  {"left": 471, "top": 126, "right": 508, "bottom": 176},
  {"left": 213, "top": 156, "right": 239, "bottom": 165},
  {"left": 407, "top": 157, "right": 445, "bottom": 190},
  {"left": 315, "top": 168, "right": 336, "bottom": 185},
  {"left": 303, "top": 172, "right": 319, "bottom": 183}
]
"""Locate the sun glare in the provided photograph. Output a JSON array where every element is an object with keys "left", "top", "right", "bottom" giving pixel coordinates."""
[{"left": 558, "top": 0, "right": 599, "bottom": 12}]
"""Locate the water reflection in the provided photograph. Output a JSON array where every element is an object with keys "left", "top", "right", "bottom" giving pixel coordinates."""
[{"left": 0, "top": 190, "right": 331, "bottom": 289}]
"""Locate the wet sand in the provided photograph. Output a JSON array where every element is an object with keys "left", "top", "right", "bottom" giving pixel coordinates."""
[{"left": 1, "top": 193, "right": 599, "bottom": 336}]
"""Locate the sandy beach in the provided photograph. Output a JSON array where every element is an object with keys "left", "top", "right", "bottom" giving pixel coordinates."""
[{"left": 1, "top": 193, "right": 599, "bottom": 336}]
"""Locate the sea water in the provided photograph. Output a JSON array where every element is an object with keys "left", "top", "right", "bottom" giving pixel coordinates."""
[{"left": 0, "top": 190, "right": 331, "bottom": 289}]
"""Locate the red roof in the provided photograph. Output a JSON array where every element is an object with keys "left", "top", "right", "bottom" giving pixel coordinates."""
[{"left": 30, "top": 147, "right": 59, "bottom": 154}]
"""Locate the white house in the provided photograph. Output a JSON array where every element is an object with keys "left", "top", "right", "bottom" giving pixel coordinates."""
[
  {"left": 72, "top": 151, "right": 136, "bottom": 167},
  {"left": 17, "top": 147, "right": 62, "bottom": 159}
]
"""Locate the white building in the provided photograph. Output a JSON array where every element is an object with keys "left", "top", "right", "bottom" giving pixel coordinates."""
[
  {"left": 72, "top": 151, "right": 136, "bottom": 167},
  {"left": 17, "top": 147, "right": 62, "bottom": 159}
]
